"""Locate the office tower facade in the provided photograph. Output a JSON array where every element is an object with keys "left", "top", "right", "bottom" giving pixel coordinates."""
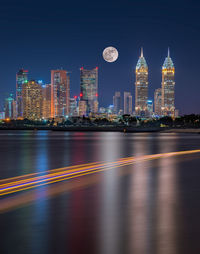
[
  {"left": 99, "top": 107, "right": 106, "bottom": 113},
  {"left": 124, "top": 92, "right": 132, "bottom": 115},
  {"left": 69, "top": 97, "right": 78, "bottom": 117},
  {"left": 16, "top": 69, "right": 28, "bottom": 118},
  {"left": 42, "top": 84, "right": 51, "bottom": 119},
  {"left": 79, "top": 100, "right": 87, "bottom": 116},
  {"left": 147, "top": 100, "right": 153, "bottom": 117},
  {"left": 107, "top": 105, "right": 114, "bottom": 114},
  {"left": 154, "top": 88, "right": 162, "bottom": 116},
  {"left": 51, "top": 70, "right": 70, "bottom": 118},
  {"left": 22, "top": 80, "right": 42, "bottom": 120},
  {"left": 5, "top": 94, "right": 16, "bottom": 119},
  {"left": 80, "top": 67, "right": 98, "bottom": 115},
  {"left": 161, "top": 49, "right": 175, "bottom": 117},
  {"left": 0, "top": 112, "right": 5, "bottom": 120},
  {"left": 135, "top": 48, "right": 148, "bottom": 117},
  {"left": 113, "top": 91, "right": 122, "bottom": 114}
]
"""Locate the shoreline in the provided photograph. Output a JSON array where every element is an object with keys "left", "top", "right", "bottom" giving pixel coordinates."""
[{"left": 0, "top": 126, "right": 200, "bottom": 133}]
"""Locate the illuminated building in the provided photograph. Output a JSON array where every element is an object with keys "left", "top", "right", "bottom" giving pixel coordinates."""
[
  {"left": 79, "top": 100, "right": 87, "bottom": 116},
  {"left": 107, "top": 105, "right": 114, "bottom": 114},
  {"left": 5, "top": 94, "right": 16, "bottom": 119},
  {"left": 51, "top": 70, "right": 70, "bottom": 118},
  {"left": 154, "top": 88, "right": 162, "bottom": 116},
  {"left": 42, "top": 84, "right": 51, "bottom": 119},
  {"left": 161, "top": 49, "right": 175, "bottom": 117},
  {"left": 0, "top": 112, "right": 5, "bottom": 120},
  {"left": 135, "top": 48, "right": 148, "bottom": 117},
  {"left": 22, "top": 80, "right": 42, "bottom": 120},
  {"left": 70, "top": 97, "right": 78, "bottom": 117},
  {"left": 113, "top": 91, "right": 122, "bottom": 114},
  {"left": 93, "top": 101, "right": 99, "bottom": 114},
  {"left": 174, "top": 109, "right": 179, "bottom": 118},
  {"left": 16, "top": 69, "right": 28, "bottom": 118},
  {"left": 147, "top": 100, "right": 153, "bottom": 117},
  {"left": 80, "top": 67, "right": 98, "bottom": 114},
  {"left": 99, "top": 107, "right": 106, "bottom": 113},
  {"left": 124, "top": 92, "right": 132, "bottom": 115}
]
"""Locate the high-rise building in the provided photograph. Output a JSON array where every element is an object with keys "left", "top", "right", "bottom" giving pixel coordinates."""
[
  {"left": 135, "top": 48, "right": 148, "bottom": 117},
  {"left": 79, "top": 100, "right": 87, "bottom": 117},
  {"left": 5, "top": 94, "right": 16, "bottom": 119},
  {"left": 22, "top": 80, "right": 42, "bottom": 120},
  {"left": 69, "top": 97, "right": 78, "bottom": 117},
  {"left": 80, "top": 67, "right": 98, "bottom": 115},
  {"left": 0, "top": 112, "right": 5, "bottom": 120},
  {"left": 174, "top": 109, "right": 179, "bottom": 118},
  {"left": 107, "top": 105, "right": 114, "bottom": 114},
  {"left": 161, "top": 49, "right": 175, "bottom": 117},
  {"left": 51, "top": 70, "right": 70, "bottom": 118},
  {"left": 154, "top": 88, "right": 162, "bottom": 116},
  {"left": 124, "top": 92, "right": 132, "bottom": 115},
  {"left": 42, "top": 84, "right": 51, "bottom": 119},
  {"left": 99, "top": 107, "right": 106, "bottom": 113},
  {"left": 113, "top": 91, "right": 122, "bottom": 114},
  {"left": 16, "top": 69, "right": 28, "bottom": 118},
  {"left": 147, "top": 100, "right": 153, "bottom": 117}
]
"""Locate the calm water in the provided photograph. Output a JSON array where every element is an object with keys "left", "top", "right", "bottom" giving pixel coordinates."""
[{"left": 1, "top": 131, "right": 200, "bottom": 254}]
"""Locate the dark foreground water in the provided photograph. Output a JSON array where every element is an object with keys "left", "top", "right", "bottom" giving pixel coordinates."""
[{"left": 0, "top": 131, "right": 200, "bottom": 254}]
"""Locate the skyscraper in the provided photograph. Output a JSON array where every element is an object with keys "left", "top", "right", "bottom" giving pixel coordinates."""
[
  {"left": 124, "top": 92, "right": 132, "bottom": 115},
  {"left": 69, "top": 97, "right": 78, "bottom": 117},
  {"left": 42, "top": 84, "right": 51, "bottom": 119},
  {"left": 147, "top": 100, "right": 153, "bottom": 117},
  {"left": 16, "top": 69, "right": 28, "bottom": 118},
  {"left": 135, "top": 48, "right": 148, "bottom": 117},
  {"left": 79, "top": 100, "right": 87, "bottom": 117},
  {"left": 51, "top": 70, "right": 70, "bottom": 118},
  {"left": 5, "top": 94, "right": 16, "bottom": 119},
  {"left": 154, "top": 88, "right": 162, "bottom": 116},
  {"left": 113, "top": 91, "right": 122, "bottom": 114},
  {"left": 161, "top": 49, "right": 175, "bottom": 117},
  {"left": 22, "top": 80, "right": 42, "bottom": 120},
  {"left": 80, "top": 67, "right": 98, "bottom": 115}
]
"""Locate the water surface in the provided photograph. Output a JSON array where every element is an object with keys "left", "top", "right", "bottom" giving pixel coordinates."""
[{"left": 0, "top": 131, "right": 200, "bottom": 254}]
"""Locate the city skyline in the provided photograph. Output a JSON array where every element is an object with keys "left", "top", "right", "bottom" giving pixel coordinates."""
[
  {"left": 1, "top": 1, "right": 200, "bottom": 114},
  {"left": 1, "top": 49, "right": 179, "bottom": 112},
  {"left": 2, "top": 48, "right": 178, "bottom": 120},
  {"left": 1, "top": 47, "right": 178, "bottom": 117},
  {"left": 1, "top": 49, "right": 178, "bottom": 119},
  {"left": 2, "top": 2, "right": 200, "bottom": 254}
]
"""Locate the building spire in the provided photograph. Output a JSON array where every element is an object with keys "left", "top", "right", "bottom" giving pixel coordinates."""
[
  {"left": 141, "top": 47, "right": 143, "bottom": 57},
  {"left": 163, "top": 47, "right": 174, "bottom": 69},
  {"left": 168, "top": 47, "right": 170, "bottom": 58}
]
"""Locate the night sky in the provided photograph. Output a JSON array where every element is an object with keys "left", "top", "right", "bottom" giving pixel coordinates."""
[{"left": 0, "top": 0, "right": 200, "bottom": 114}]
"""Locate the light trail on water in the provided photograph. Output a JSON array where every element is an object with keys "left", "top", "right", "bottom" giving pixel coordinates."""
[{"left": 0, "top": 149, "right": 200, "bottom": 197}]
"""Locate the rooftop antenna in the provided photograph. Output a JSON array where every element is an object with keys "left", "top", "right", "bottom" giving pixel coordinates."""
[
  {"left": 141, "top": 47, "right": 143, "bottom": 57},
  {"left": 168, "top": 47, "right": 170, "bottom": 57}
]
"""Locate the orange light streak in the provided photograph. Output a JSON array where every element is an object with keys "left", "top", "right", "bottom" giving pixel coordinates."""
[{"left": 0, "top": 149, "right": 200, "bottom": 197}]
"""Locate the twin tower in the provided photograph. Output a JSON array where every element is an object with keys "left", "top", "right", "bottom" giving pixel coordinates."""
[{"left": 135, "top": 48, "right": 175, "bottom": 117}]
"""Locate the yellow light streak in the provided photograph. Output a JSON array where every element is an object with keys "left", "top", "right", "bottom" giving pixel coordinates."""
[
  {"left": 0, "top": 161, "right": 101, "bottom": 184},
  {"left": 0, "top": 149, "right": 200, "bottom": 197}
]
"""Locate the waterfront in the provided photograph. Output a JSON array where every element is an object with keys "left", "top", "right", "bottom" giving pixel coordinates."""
[{"left": 1, "top": 131, "right": 200, "bottom": 254}]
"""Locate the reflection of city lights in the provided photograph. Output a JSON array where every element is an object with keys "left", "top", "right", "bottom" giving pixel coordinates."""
[{"left": 1, "top": 149, "right": 200, "bottom": 197}]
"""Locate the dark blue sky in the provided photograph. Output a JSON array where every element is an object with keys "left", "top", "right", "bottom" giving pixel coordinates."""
[{"left": 0, "top": 0, "right": 200, "bottom": 114}]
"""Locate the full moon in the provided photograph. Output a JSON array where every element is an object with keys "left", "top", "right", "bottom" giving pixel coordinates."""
[{"left": 103, "top": 46, "right": 119, "bottom": 63}]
